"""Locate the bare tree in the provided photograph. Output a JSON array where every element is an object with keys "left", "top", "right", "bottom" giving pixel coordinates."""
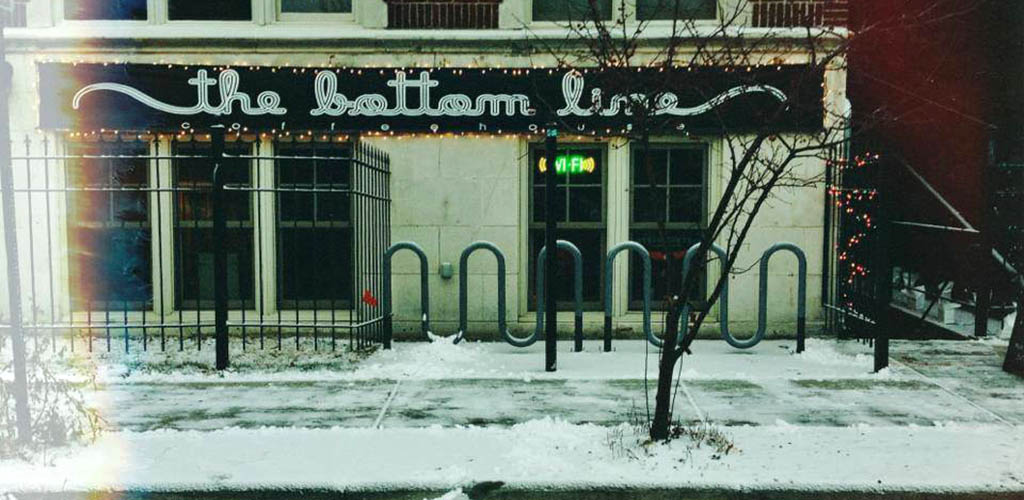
[{"left": 526, "top": 0, "right": 864, "bottom": 440}]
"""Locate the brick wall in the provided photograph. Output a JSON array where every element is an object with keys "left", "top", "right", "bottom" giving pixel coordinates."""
[{"left": 751, "top": 0, "right": 848, "bottom": 28}]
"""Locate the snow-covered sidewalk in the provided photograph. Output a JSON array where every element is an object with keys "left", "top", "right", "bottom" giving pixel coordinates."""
[
  {"left": 2, "top": 338, "right": 1022, "bottom": 496},
  {"left": 1, "top": 421, "right": 1022, "bottom": 494}
]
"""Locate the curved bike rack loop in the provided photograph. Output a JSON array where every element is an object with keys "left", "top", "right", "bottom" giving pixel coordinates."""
[
  {"left": 680, "top": 242, "right": 731, "bottom": 346},
  {"left": 755, "top": 243, "right": 808, "bottom": 353},
  {"left": 603, "top": 241, "right": 657, "bottom": 351},
  {"left": 680, "top": 242, "right": 808, "bottom": 350},
  {"left": 534, "top": 240, "right": 584, "bottom": 351},
  {"left": 382, "top": 241, "right": 431, "bottom": 348},
  {"left": 454, "top": 241, "right": 514, "bottom": 346}
]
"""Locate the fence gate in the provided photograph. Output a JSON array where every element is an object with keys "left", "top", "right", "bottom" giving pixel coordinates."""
[{"left": 0, "top": 130, "right": 391, "bottom": 360}]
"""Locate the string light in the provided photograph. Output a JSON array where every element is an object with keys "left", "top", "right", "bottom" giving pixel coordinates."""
[{"left": 828, "top": 152, "right": 881, "bottom": 287}]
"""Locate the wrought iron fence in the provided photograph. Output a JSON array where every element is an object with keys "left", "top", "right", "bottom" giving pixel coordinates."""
[
  {"left": 751, "top": 0, "right": 826, "bottom": 28},
  {"left": 386, "top": 0, "right": 501, "bottom": 29},
  {"left": 0, "top": 131, "right": 390, "bottom": 356},
  {"left": 822, "top": 142, "right": 882, "bottom": 341}
]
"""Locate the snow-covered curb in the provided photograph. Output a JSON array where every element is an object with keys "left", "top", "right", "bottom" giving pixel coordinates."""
[{"left": 2, "top": 419, "right": 1022, "bottom": 494}]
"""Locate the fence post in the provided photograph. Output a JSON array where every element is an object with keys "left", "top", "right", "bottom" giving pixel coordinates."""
[
  {"left": 0, "top": 28, "right": 31, "bottom": 444},
  {"left": 872, "top": 169, "right": 891, "bottom": 372},
  {"left": 544, "top": 126, "right": 558, "bottom": 372},
  {"left": 973, "top": 136, "right": 997, "bottom": 338},
  {"left": 211, "top": 126, "right": 229, "bottom": 370}
]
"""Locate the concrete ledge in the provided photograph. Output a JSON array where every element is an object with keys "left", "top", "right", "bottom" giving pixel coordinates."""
[{"left": 11, "top": 487, "right": 1024, "bottom": 500}]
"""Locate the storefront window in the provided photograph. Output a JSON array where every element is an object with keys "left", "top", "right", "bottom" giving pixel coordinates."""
[
  {"left": 533, "top": 0, "right": 613, "bottom": 21},
  {"left": 172, "top": 140, "right": 254, "bottom": 309},
  {"left": 636, "top": 0, "right": 717, "bottom": 21},
  {"left": 281, "top": 0, "right": 351, "bottom": 13},
  {"left": 275, "top": 141, "right": 353, "bottom": 310},
  {"left": 169, "top": 0, "right": 252, "bottom": 20},
  {"left": 630, "top": 144, "right": 706, "bottom": 309},
  {"left": 67, "top": 141, "right": 153, "bottom": 310},
  {"left": 529, "top": 145, "right": 606, "bottom": 310},
  {"left": 64, "top": 0, "right": 147, "bottom": 20}
]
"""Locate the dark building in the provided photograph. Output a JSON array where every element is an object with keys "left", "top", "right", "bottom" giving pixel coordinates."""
[{"left": 849, "top": 0, "right": 1023, "bottom": 337}]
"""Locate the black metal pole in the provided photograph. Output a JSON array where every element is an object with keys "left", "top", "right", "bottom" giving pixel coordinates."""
[
  {"left": 974, "top": 135, "right": 996, "bottom": 338},
  {"left": 873, "top": 166, "right": 891, "bottom": 372},
  {"left": 0, "top": 24, "right": 31, "bottom": 444},
  {"left": 544, "top": 126, "right": 558, "bottom": 372},
  {"left": 211, "top": 126, "right": 229, "bottom": 370}
]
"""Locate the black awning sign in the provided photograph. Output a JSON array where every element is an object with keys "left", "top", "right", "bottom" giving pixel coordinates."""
[{"left": 39, "top": 63, "right": 824, "bottom": 133}]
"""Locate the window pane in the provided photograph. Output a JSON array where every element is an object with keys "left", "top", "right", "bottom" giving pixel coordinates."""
[
  {"left": 67, "top": 142, "right": 152, "bottom": 310},
  {"left": 532, "top": 186, "right": 568, "bottom": 223},
  {"left": 629, "top": 144, "right": 708, "bottom": 310},
  {"left": 669, "top": 148, "right": 704, "bottom": 185},
  {"left": 528, "top": 145, "right": 606, "bottom": 311},
  {"left": 637, "top": 0, "right": 716, "bottom": 21},
  {"left": 275, "top": 141, "right": 353, "bottom": 308},
  {"left": 633, "top": 148, "right": 668, "bottom": 187},
  {"left": 282, "top": 0, "right": 351, "bottom": 13},
  {"left": 532, "top": 146, "right": 602, "bottom": 223},
  {"left": 633, "top": 187, "right": 666, "bottom": 223},
  {"left": 173, "top": 141, "right": 254, "bottom": 308},
  {"left": 65, "top": 0, "right": 147, "bottom": 20},
  {"left": 278, "top": 228, "right": 352, "bottom": 308},
  {"left": 569, "top": 187, "right": 602, "bottom": 222},
  {"left": 169, "top": 0, "right": 252, "bottom": 20},
  {"left": 175, "top": 227, "right": 254, "bottom": 308},
  {"left": 529, "top": 229, "right": 604, "bottom": 309},
  {"left": 629, "top": 229, "right": 703, "bottom": 309},
  {"left": 533, "top": 0, "right": 613, "bottom": 21},
  {"left": 669, "top": 187, "right": 702, "bottom": 223}
]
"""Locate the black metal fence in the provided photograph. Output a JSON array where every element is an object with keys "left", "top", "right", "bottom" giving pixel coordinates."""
[
  {"left": 822, "top": 142, "right": 891, "bottom": 370},
  {"left": 0, "top": 130, "right": 391, "bottom": 358}
]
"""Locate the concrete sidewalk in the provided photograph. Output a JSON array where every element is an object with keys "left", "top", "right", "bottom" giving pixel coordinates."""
[{"left": 88, "top": 339, "right": 1024, "bottom": 431}]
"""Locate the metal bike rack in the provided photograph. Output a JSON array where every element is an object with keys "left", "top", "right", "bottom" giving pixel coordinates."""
[
  {"left": 454, "top": 241, "right": 514, "bottom": 345},
  {"left": 680, "top": 242, "right": 731, "bottom": 345},
  {"left": 534, "top": 240, "right": 584, "bottom": 351},
  {"left": 604, "top": 241, "right": 659, "bottom": 351},
  {"left": 681, "top": 241, "right": 808, "bottom": 350},
  {"left": 756, "top": 243, "right": 808, "bottom": 352},
  {"left": 382, "top": 241, "right": 432, "bottom": 348}
]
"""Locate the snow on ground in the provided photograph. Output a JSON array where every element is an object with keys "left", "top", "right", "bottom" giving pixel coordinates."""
[
  {"left": 0, "top": 419, "right": 1021, "bottom": 493},
  {"left": 26, "top": 338, "right": 886, "bottom": 384}
]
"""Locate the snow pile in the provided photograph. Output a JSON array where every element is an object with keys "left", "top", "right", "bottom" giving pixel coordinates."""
[
  {"left": 425, "top": 489, "right": 469, "bottom": 500},
  {"left": 792, "top": 338, "right": 874, "bottom": 368}
]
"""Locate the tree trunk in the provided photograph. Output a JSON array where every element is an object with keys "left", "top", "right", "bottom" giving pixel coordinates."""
[
  {"left": 1003, "top": 294, "right": 1024, "bottom": 376},
  {"left": 650, "top": 300, "right": 683, "bottom": 441}
]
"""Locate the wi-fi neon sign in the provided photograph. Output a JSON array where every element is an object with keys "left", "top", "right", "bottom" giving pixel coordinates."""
[{"left": 537, "top": 154, "right": 597, "bottom": 175}]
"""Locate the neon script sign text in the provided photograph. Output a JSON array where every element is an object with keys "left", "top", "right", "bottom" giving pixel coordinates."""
[{"left": 71, "top": 70, "right": 788, "bottom": 121}]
